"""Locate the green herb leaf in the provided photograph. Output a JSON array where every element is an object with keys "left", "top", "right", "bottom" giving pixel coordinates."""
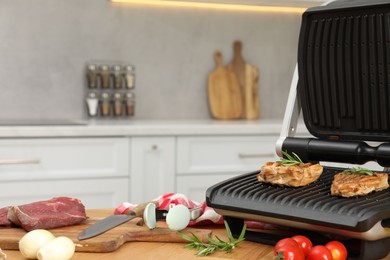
[
  {"left": 277, "top": 150, "right": 304, "bottom": 166},
  {"left": 178, "top": 220, "right": 246, "bottom": 256},
  {"left": 341, "top": 167, "right": 374, "bottom": 176}
]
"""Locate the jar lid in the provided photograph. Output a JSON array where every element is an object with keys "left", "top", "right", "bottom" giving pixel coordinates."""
[
  {"left": 87, "top": 64, "right": 96, "bottom": 70},
  {"left": 113, "top": 92, "right": 122, "bottom": 99},
  {"left": 101, "top": 92, "right": 110, "bottom": 99},
  {"left": 124, "top": 65, "right": 135, "bottom": 72},
  {"left": 125, "top": 92, "right": 135, "bottom": 99},
  {"left": 100, "top": 65, "right": 109, "bottom": 71}
]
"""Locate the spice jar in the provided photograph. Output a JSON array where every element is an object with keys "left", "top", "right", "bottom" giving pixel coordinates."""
[
  {"left": 125, "top": 92, "right": 135, "bottom": 116},
  {"left": 123, "top": 65, "right": 135, "bottom": 89},
  {"left": 86, "top": 64, "right": 98, "bottom": 88},
  {"left": 113, "top": 92, "right": 123, "bottom": 116},
  {"left": 100, "top": 65, "right": 110, "bottom": 89},
  {"left": 86, "top": 92, "right": 99, "bottom": 116},
  {"left": 112, "top": 65, "right": 122, "bottom": 89},
  {"left": 100, "top": 92, "right": 111, "bottom": 116}
]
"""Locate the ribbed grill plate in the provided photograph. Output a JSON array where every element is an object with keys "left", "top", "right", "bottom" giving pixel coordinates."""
[{"left": 206, "top": 167, "right": 390, "bottom": 232}]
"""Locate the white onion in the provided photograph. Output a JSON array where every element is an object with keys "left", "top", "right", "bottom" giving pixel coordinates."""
[
  {"left": 37, "top": 236, "right": 75, "bottom": 260},
  {"left": 19, "top": 229, "right": 56, "bottom": 259}
]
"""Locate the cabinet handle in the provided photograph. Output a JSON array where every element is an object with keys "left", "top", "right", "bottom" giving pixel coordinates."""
[
  {"left": 0, "top": 159, "right": 41, "bottom": 165},
  {"left": 238, "top": 153, "right": 275, "bottom": 158}
]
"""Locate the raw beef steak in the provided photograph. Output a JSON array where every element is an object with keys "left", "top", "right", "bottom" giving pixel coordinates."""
[
  {"left": 0, "top": 207, "right": 11, "bottom": 226},
  {"left": 7, "top": 197, "right": 87, "bottom": 231}
]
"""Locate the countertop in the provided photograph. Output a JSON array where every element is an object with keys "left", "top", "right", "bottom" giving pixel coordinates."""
[
  {"left": 0, "top": 119, "right": 297, "bottom": 138},
  {"left": 3, "top": 209, "right": 390, "bottom": 260}
]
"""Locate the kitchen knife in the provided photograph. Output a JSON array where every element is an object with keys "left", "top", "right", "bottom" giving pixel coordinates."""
[{"left": 78, "top": 201, "right": 159, "bottom": 240}]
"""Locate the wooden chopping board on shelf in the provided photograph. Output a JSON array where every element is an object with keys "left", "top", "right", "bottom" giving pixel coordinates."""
[
  {"left": 0, "top": 217, "right": 212, "bottom": 253},
  {"left": 208, "top": 51, "right": 242, "bottom": 119},
  {"left": 227, "top": 41, "right": 260, "bottom": 120}
]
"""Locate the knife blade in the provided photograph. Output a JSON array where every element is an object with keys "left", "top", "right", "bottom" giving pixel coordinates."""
[{"left": 78, "top": 201, "right": 159, "bottom": 240}]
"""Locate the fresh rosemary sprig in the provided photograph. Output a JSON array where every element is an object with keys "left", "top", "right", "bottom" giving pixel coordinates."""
[
  {"left": 277, "top": 150, "right": 304, "bottom": 166},
  {"left": 178, "top": 220, "right": 246, "bottom": 256},
  {"left": 341, "top": 167, "right": 374, "bottom": 176}
]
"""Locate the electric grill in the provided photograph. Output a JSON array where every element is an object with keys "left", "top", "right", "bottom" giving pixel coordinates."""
[{"left": 206, "top": 0, "right": 390, "bottom": 259}]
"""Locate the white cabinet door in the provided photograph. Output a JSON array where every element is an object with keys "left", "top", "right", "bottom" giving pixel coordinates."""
[
  {"left": 0, "top": 137, "right": 130, "bottom": 208},
  {"left": 130, "top": 137, "right": 175, "bottom": 202},
  {"left": 176, "top": 135, "right": 278, "bottom": 203},
  {"left": 176, "top": 173, "right": 243, "bottom": 203},
  {"left": 0, "top": 137, "right": 129, "bottom": 181},
  {"left": 177, "top": 135, "right": 278, "bottom": 175},
  {"left": 0, "top": 178, "right": 128, "bottom": 209}
]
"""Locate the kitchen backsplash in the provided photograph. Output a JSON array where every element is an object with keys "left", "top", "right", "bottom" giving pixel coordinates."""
[{"left": 0, "top": 0, "right": 302, "bottom": 121}]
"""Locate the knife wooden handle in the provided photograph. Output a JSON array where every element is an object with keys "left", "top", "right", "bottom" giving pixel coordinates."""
[{"left": 126, "top": 201, "right": 159, "bottom": 217}]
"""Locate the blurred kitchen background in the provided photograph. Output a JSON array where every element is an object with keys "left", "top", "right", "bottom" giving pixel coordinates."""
[{"left": 0, "top": 0, "right": 319, "bottom": 122}]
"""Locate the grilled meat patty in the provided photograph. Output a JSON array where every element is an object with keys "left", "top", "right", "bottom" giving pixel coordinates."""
[
  {"left": 331, "top": 172, "right": 389, "bottom": 197},
  {"left": 257, "top": 162, "right": 323, "bottom": 187}
]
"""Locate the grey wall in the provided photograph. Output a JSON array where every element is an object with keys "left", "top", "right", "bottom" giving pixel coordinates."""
[{"left": 0, "top": 0, "right": 302, "bottom": 121}]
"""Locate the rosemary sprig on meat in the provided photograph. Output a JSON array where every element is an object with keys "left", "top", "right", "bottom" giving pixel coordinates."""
[
  {"left": 341, "top": 167, "right": 374, "bottom": 176},
  {"left": 277, "top": 151, "right": 304, "bottom": 166},
  {"left": 178, "top": 220, "right": 246, "bottom": 256}
]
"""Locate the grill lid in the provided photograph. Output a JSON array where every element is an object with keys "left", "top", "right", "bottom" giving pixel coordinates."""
[{"left": 298, "top": 0, "right": 390, "bottom": 141}]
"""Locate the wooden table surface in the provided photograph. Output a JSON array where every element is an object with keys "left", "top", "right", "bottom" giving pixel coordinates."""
[
  {"left": 2, "top": 209, "right": 390, "bottom": 260},
  {"left": 2, "top": 209, "right": 274, "bottom": 260}
]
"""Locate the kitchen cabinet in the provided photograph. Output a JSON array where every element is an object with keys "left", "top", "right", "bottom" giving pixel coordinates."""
[
  {"left": 0, "top": 137, "right": 129, "bottom": 209},
  {"left": 129, "top": 135, "right": 279, "bottom": 203},
  {"left": 130, "top": 137, "right": 176, "bottom": 202},
  {"left": 0, "top": 120, "right": 286, "bottom": 206},
  {"left": 176, "top": 135, "right": 278, "bottom": 202}
]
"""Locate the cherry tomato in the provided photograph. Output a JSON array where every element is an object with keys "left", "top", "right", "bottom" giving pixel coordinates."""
[
  {"left": 308, "top": 245, "right": 333, "bottom": 260},
  {"left": 291, "top": 235, "right": 313, "bottom": 257},
  {"left": 325, "top": 241, "right": 348, "bottom": 260},
  {"left": 274, "top": 245, "right": 305, "bottom": 260},
  {"left": 274, "top": 238, "right": 300, "bottom": 252}
]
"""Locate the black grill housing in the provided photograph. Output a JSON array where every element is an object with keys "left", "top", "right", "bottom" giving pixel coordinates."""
[{"left": 206, "top": 1, "right": 390, "bottom": 259}]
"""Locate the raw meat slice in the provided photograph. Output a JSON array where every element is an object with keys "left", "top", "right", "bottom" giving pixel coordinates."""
[
  {"left": 0, "top": 207, "right": 11, "bottom": 226},
  {"left": 7, "top": 197, "right": 87, "bottom": 231}
]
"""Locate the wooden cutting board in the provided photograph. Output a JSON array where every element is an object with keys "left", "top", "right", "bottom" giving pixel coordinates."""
[
  {"left": 208, "top": 51, "right": 242, "bottom": 119},
  {"left": 244, "top": 63, "right": 260, "bottom": 119},
  {"left": 227, "top": 41, "right": 260, "bottom": 119},
  {"left": 0, "top": 217, "right": 212, "bottom": 253}
]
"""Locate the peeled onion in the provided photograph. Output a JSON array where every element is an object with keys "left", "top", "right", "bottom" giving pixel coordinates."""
[
  {"left": 37, "top": 236, "right": 75, "bottom": 260},
  {"left": 166, "top": 205, "right": 191, "bottom": 231},
  {"left": 19, "top": 229, "right": 55, "bottom": 259}
]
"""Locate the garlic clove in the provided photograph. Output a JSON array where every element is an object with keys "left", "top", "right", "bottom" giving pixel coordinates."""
[
  {"left": 143, "top": 202, "right": 157, "bottom": 229},
  {"left": 37, "top": 236, "right": 75, "bottom": 260}
]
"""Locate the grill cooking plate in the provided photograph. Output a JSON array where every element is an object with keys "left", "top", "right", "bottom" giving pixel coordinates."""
[
  {"left": 206, "top": 167, "right": 390, "bottom": 240},
  {"left": 206, "top": 167, "right": 390, "bottom": 260}
]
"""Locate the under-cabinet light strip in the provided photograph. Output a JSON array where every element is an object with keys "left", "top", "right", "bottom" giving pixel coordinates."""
[{"left": 111, "top": 0, "right": 307, "bottom": 13}]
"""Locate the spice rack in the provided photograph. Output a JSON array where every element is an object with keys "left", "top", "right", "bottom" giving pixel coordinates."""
[{"left": 85, "top": 61, "right": 135, "bottom": 118}]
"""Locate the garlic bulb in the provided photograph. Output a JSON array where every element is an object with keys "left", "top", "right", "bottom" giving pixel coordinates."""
[
  {"left": 37, "top": 236, "right": 75, "bottom": 260},
  {"left": 19, "top": 229, "right": 55, "bottom": 259},
  {"left": 166, "top": 205, "right": 191, "bottom": 231}
]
